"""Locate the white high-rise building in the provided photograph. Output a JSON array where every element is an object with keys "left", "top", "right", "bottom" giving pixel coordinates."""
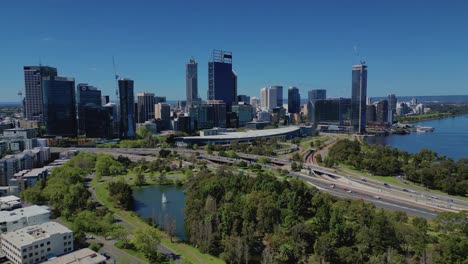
[
  {"left": 250, "top": 97, "right": 259, "bottom": 109},
  {"left": 1, "top": 221, "right": 73, "bottom": 264},
  {"left": 260, "top": 88, "right": 268, "bottom": 109},
  {"left": 267, "top": 87, "right": 277, "bottom": 110},
  {"left": 0, "top": 205, "right": 50, "bottom": 234}
]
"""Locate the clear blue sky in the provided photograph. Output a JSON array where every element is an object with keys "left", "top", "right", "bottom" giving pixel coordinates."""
[{"left": 1, "top": 0, "right": 467, "bottom": 102}]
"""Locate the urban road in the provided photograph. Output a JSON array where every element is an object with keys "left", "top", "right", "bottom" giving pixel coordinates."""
[{"left": 52, "top": 147, "right": 468, "bottom": 220}]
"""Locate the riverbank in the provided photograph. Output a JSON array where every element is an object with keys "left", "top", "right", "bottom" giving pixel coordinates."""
[{"left": 395, "top": 112, "right": 456, "bottom": 123}]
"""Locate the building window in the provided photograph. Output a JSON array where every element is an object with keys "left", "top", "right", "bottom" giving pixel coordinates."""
[
  {"left": 40, "top": 243, "right": 44, "bottom": 247},
  {"left": 47, "top": 248, "right": 50, "bottom": 252},
  {"left": 22, "top": 249, "right": 27, "bottom": 253},
  {"left": 46, "top": 242, "right": 50, "bottom": 245}
]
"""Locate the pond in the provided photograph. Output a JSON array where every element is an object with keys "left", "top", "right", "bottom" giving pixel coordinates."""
[{"left": 132, "top": 185, "right": 186, "bottom": 240}]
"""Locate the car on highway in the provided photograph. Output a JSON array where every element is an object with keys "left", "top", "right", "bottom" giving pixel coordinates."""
[
  {"left": 383, "top": 183, "right": 391, "bottom": 188},
  {"left": 360, "top": 177, "right": 367, "bottom": 182},
  {"left": 347, "top": 189, "right": 352, "bottom": 193},
  {"left": 330, "top": 184, "right": 335, "bottom": 188},
  {"left": 402, "top": 188, "right": 408, "bottom": 192},
  {"left": 373, "top": 195, "right": 381, "bottom": 199}
]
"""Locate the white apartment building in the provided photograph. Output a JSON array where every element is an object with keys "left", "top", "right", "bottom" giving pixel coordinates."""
[
  {"left": 0, "top": 205, "right": 50, "bottom": 234},
  {"left": 42, "top": 248, "right": 106, "bottom": 264},
  {"left": 0, "top": 221, "right": 73, "bottom": 264}
]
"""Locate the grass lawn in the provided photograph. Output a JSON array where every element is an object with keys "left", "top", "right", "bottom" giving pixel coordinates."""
[{"left": 94, "top": 182, "right": 224, "bottom": 264}]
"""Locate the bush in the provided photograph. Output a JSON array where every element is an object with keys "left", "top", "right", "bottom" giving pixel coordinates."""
[{"left": 89, "top": 242, "right": 102, "bottom": 252}]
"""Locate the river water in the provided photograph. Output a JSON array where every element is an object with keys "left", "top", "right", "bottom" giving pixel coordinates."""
[
  {"left": 365, "top": 115, "right": 468, "bottom": 161},
  {"left": 132, "top": 185, "right": 186, "bottom": 240}
]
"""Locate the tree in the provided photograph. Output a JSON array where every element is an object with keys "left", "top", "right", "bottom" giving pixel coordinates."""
[
  {"left": 135, "top": 173, "right": 146, "bottom": 186},
  {"left": 133, "top": 227, "right": 164, "bottom": 263},
  {"left": 165, "top": 214, "right": 177, "bottom": 243},
  {"left": 192, "top": 144, "right": 199, "bottom": 150},
  {"left": 316, "top": 153, "right": 323, "bottom": 163},
  {"left": 108, "top": 181, "right": 133, "bottom": 210},
  {"left": 111, "top": 227, "right": 131, "bottom": 249}
]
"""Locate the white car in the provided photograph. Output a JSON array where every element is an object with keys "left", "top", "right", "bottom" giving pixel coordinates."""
[{"left": 373, "top": 195, "right": 380, "bottom": 199}]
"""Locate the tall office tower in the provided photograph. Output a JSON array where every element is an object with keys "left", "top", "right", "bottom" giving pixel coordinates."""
[
  {"left": 288, "top": 87, "right": 301, "bottom": 114},
  {"left": 270, "top": 86, "right": 283, "bottom": 107},
  {"left": 308, "top": 89, "right": 326, "bottom": 103},
  {"left": 250, "top": 97, "right": 259, "bottom": 108},
  {"left": 104, "top": 102, "right": 119, "bottom": 137},
  {"left": 23, "top": 66, "right": 57, "bottom": 122},
  {"left": 208, "top": 50, "right": 235, "bottom": 110},
  {"left": 42, "top": 76, "right": 77, "bottom": 137},
  {"left": 351, "top": 63, "right": 367, "bottom": 134},
  {"left": 260, "top": 88, "right": 268, "bottom": 109},
  {"left": 376, "top": 100, "right": 389, "bottom": 123},
  {"left": 118, "top": 79, "right": 136, "bottom": 139},
  {"left": 155, "top": 103, "right": 171, "bottom": 121},
  {"left": 267, "top": 87, "right": 277, "bottom": 110},
  {"left": 387, "top": 94, "right": 397, "bottom": 124},
  {"left": 232, "top": 71, "right": 238, "bottom": 105},
  {"left": 237, "top": 95, "right": 250, "bottom": 104},
  {"left": 137, "top": 92, "right": 155, "bottom": 123},
  {"left": 186, "top": 58, "right": 198, "bottom": 108},
  {"left": 306, "top": 100, "right": 314, "bottom": 123},
  {"left": 76, "top": 83, "right": 101, "bottom": 135},
  {"left": 101, "top": 95, "right": 110, "bottom": 106},
  {"left": 206, "top": 100, "right": 227, "bottom": 128}
]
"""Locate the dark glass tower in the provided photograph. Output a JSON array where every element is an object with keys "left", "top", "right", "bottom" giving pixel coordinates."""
[
  {"left": 376, "top": 100, "right": 389, "bottom": 123},
  {"left": 387, "top": 94, "right": 397, "bottom": 124},
  {"left": 270, "top": 86, "right": 283, "bottom": 107},
  {"left": 137, "top": 92, "right": 155, "bottom": 123},
  {"left": 42, "top": 76, "right": 77, "bottom": 137},
  {"left": 288, "top": 87, "right": 301, "bottom": 114},
  {"left": 308, "top": 89, "right": 326, "bottom": 103},
  {"left": 208, "top": 50, "right": 235, "bottom": 110},
  {"left": 23, "top": 66, "right": 57, "bottom": 123},
  {"left": 186, "top": 58, "right": 198, "bottom": 108},
  {"left": 77, "top": 83, "right": 101, "bottom": 135},
  {"left": 119, "top": 79, "right": 136, "bottom": 139},
  {"left": 351, "top": 64, "right": 367, "bottom": 134}
]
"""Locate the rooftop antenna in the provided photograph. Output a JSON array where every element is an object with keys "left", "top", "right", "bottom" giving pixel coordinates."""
[{"left": 112, "top": 56, "right": 119, "bottom": 101}]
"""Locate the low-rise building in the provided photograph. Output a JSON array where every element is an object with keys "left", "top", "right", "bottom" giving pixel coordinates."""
[
  {"left": 42, "top": 248, "right": 106, "bottom": 264},
  {"left": 0, "top": 195, "right": 22, "bottom": 211},
  {"left": 0, "top": 221, "right": 73, "bottom": 264},
  {"left": 9, "top": 168, "right": 48, "bottom": 193},
  {"left": 0, "top": 205, "right": 50, "bottom": 233}
]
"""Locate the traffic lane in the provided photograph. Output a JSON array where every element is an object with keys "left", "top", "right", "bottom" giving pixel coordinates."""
[{"left": 294, "top": 173, "right": 438, "bottom": 220}]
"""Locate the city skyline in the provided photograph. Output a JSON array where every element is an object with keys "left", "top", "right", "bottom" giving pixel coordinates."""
[{"left": 1, "top": 1, "right": 468, "bottom": 102}]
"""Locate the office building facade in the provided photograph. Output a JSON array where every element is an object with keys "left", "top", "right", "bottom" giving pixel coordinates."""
[
  {"left": 351, "top": 64, "right": 367, "bottom": 133},
  {"left": 154, "top": 103, "right": 171, "bottom": 121},
  {"left": 137, "top": 92, "right": 155, "bottom": 123},
  {"left": 308, "top": 89, "right": 326, "bottom": 103},
  {"left": 23, "top": 66, "right": 58, "bottom": 123},
  {"left": 118, "top": 79, "right": 136, "bottom": 139},
  {"left": 260, "top": 88, "right": 268, "bottom": 109},
  {"left": 387, "top": 94, "right": 397, "bottom": 124},
  {"left": 208, "top": 50, "right": 235, "bottom": 110},
  {"left": 76, "top": 84, "right": 101, "bottom": 135},
  {"left": 186, "top": 58, "right": 198, "bottom": 108},
  {"left": 42, "top": 77, "right": 77, "bottom": 137},
  {"left": 376, "top": 100, "right": 389, "bottom": 123},
  {"left": 270, "top": 86, "right": 283, "bottom": 107},
  {"left": 288, "top": 87, "right": 301, "bottom": 114},
  {"left": 250, "top": 97, "right": 259, "bottom": 108},
  {"left": 267, "top": 87, "right": 277, "bottom": 110}
]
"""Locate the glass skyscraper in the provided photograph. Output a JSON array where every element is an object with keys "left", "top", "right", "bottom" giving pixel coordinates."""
[
  {"left": 288, "top": 87, "right": 301, "bottom": 114},
  {"left": 42, "top": 76, "right": 77, "bottom": 137},
  {"left": 119, "top": 79, "right": 136, "bottom": 139},
  {"left": 77, "top": 83, "right": 101, "bottom": 135},
  {"left": 186, "top": 58, "right": 198, "bottom": 108},
  {"left": 208, "top": 50, "right": 235, "bottom": 110},
  {"left": 137, "top": 92, "right": 155, "bottom": 123},
  {"left": 23, "top": 66, "right": 57, "bottom": 123},
  {"left": 308, "top": 89, "right": 326, "bottom": 103},
  {"left": 351, "top": 64, "right": 367, "bottom": 134},
  {"left": 270, "top": 86, "right": 283, "bottom": 107}
]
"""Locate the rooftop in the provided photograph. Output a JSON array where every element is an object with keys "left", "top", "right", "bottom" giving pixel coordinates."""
[
  {"left": 1, "top": 222, "right": 71, "bottom": 247},
  {"left": 0, "top": 205, "right": 50, "bottom": 223},
  {"left": 0, "top": 195, "right": 20, "bottom": 204},
  {"left": 181, "top": 126, "right": 301, "bottom": 140},
  {"left": 43, "top": 248, "right": 106, "bottom": 264}
]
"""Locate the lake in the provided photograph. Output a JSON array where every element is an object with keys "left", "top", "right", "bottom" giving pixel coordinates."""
[
  {"left": 365, "top": 114, "right": 468, "bottom": 161},
  {"left": 132, "top": 185, "right": 186, "bottom": 240}
]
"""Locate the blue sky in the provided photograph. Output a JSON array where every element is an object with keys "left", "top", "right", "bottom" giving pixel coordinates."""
[{"left": 1, "top": 0, "right": 467, "bottom": 102}]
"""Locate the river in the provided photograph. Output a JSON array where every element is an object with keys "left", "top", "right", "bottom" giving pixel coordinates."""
[
  {"left": 132, "top": 185, "right": 187, "bottom": 240},
  {"left": 365, "top": 115, "right": 468, "bottom": 161}
]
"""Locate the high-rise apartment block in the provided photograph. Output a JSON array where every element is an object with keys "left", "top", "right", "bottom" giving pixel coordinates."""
[
  {"left": 23, "top": 66, "right": 57, "bottom": 123},
  {"left": 351, "top": 64, "right": 367, "bottom": 134}
]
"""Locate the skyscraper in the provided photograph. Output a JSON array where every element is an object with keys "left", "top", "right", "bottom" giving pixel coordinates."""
[
  {"left": 237, "top": 95, "right": 250, "bottom": 104},
  {"left": 208, "top": 50, "right": 235, "bottom": 110},
  {"left": 376, "top": 100, "right": 389, "bottom": 123},
  {"left": 118, "top": 79, "right": 136, "bottom": 139},
  {"left": 288, "top": 87, "right": 301, "bottom": 114},
  {"left": 101, "top": 95, "right": 110, "bottom": 106},
  {"left": 387, "top": 94, "right": 397, "bottom": 124},
  {"left": 351, "top": 64, "right": 367, "bottom": 134},
  {"left": 137, "top": 92, "right": 155, "bottom": 123},
  {"left": 42, "top": 76, "right": 77, "bottom": 137},
  {"left": 186, "top": 58, "right": 198, "bottom": 108},
  {"left": 154, "top": 103, "right": 171, "bottom": 121},
  {"left": 270, "top": 86, "right": 283, "bottom": 107},
  {"left": 260, "top": 88, "right": 268, "bottom": 109},
  {"left": 76, "top": 83, "right": 101, "bottom": 135},
  {"left": 308, "top": 89, "right": 326, "bottom": 103},
  {"left": 250, "top": 97, "right": 259, "bottom": 108},
  {"left": 267, "top": 87, "right": 277, "bottom": 110},
  {"left": 23, "top": 66, "right": 57, "bottom": 122},
  {"left": 232, "top": 70, "right": 238, "bottom": 105}
]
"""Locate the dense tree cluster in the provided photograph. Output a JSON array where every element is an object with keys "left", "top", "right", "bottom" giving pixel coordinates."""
[
  {"left": 205, "top": 138, "right": 286, "bottom": 157},
  {"left": 328, "top": 139, "right": 468, "bottom": 196},
  {"left": 184, "top": 169, "right": 467, "bottom": 263},
  {"left": 108, "top": 181, "right": 133, "bottom": 210}
]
